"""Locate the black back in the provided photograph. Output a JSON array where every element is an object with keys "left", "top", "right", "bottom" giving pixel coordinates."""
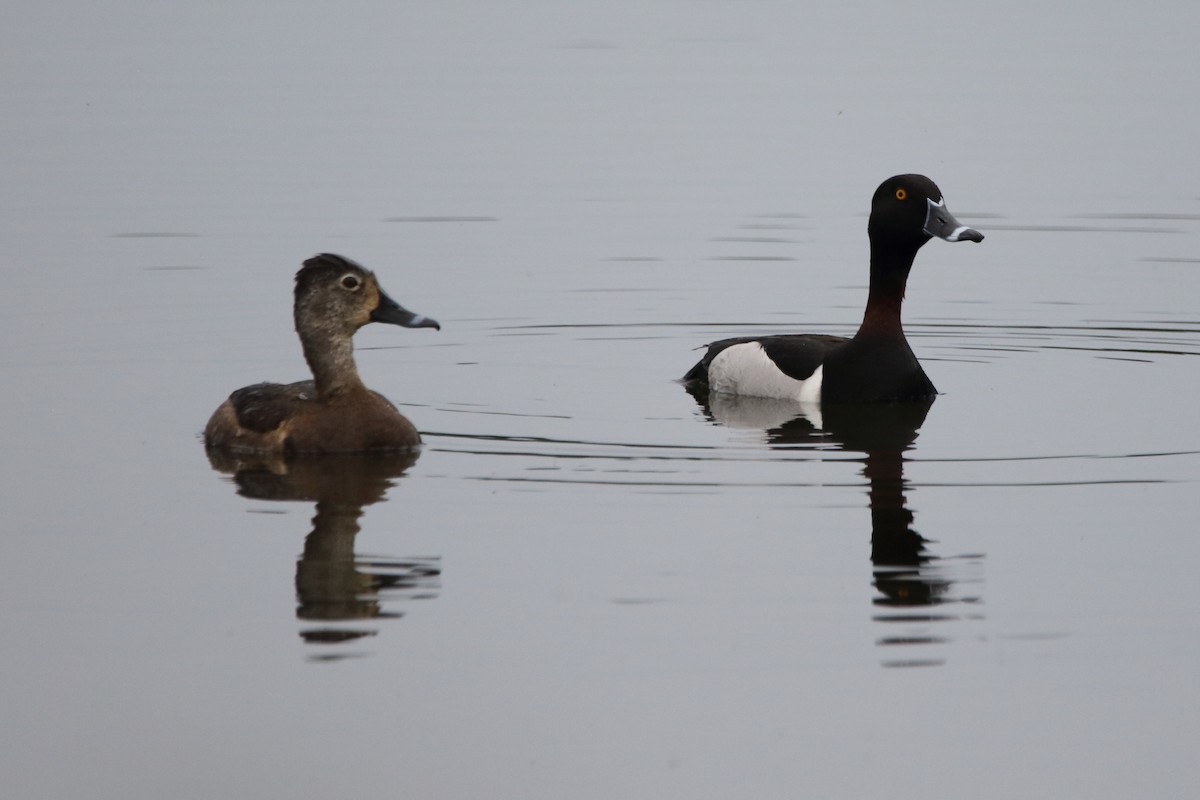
[{"left": 683, "top": 334, "right": 849, "bottom": 384}]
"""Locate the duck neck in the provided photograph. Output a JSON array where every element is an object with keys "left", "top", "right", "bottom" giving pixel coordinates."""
[
  {"left": 857, "top": 243, "right": 919, "bottom": 338},
  {"left": 299, "top": 330, "right": 367, "bottom": 398}
]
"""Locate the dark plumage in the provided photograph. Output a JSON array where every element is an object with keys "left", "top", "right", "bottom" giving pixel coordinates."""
[{"left": 684, "top": 175, "right": 983, "bottom": 404}]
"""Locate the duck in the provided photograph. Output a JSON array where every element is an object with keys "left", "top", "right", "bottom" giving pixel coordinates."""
[
  {"left": 683, "top": 174, "right": 983, "bottom": 404},
  {"left": 204, "top": 253, "right": 440, "bottom": 455}
]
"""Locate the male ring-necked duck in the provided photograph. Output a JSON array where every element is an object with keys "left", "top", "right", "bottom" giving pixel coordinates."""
[
  {"left": 204, "top": 253, "right": 439, "bottom": 455},
  {"left": 683, "top": 174, "right": 983, "bottom": 404}
]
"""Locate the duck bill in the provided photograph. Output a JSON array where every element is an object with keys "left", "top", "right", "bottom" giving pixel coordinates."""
[
  {"left": 924, "top": 198, "right": 984, "bottom": 243},
  {"left": 371, "top": 290, "right": 441, "bottom": 330}
]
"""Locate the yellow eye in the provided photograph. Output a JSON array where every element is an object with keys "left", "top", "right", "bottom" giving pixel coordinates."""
[{"left": 895, "top": 188, "right": 907, "bottom": 201}]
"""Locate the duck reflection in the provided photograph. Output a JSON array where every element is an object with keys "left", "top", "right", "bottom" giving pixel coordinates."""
[
  {"left": 206, "top": 448, "right": 440, "bottom": 656},
  {"left": 688, "top": 388, "right": 981, "bottom": 667}
]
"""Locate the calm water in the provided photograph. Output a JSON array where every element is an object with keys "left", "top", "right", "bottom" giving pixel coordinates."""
[{"left": 4, "top": 3, "right": 1199, "bottom": 798}]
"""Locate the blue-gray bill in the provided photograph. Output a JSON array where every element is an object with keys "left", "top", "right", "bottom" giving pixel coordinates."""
[
  {"left": 924, "top": 198, "right": 984, "bottom": 243},
  {"left": 371, "top": 289, "right": 440, "bottom": 329}
]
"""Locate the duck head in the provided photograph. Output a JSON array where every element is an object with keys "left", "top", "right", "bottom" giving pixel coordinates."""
[
  {"left": 868, "top": 174, "right": 984, "bottom": 252},
  {"left": 294, "top": 253, "right": 440, "bottom": 338}
]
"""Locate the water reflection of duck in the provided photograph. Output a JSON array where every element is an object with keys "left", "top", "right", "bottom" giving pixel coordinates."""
[
  {"left": 206, "top": 449, "right": 439, "bottom": 651},
  {"left": 688, "top": 387, "right": 965, "bottom": 646},
  {"left": 684, "top": 174, "right": 982, "bottom": 403},
  {"left": 204, "top": 253, "right": 440, "bottom": 456}
]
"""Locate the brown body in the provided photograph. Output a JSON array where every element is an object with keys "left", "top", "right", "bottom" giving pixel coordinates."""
[
  {"left": 203, "top": 254, "right": 439, "bottom": 456},
  {"left": 204, "top": 380, "right": 422, "bottom": 454}
]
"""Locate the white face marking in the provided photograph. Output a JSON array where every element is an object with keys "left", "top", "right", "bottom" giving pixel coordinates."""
[
  {"left": 708, "top": 342, "right": 823, "bottom": 403},
  {"left": 923, "top": 197, "right": 944, "bottom": 238}
]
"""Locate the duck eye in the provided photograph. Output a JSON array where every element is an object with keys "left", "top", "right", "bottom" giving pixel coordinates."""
[
  {"left": 895, "top": 188, "right": 907, "bottom": 201},
  {"left": 340, "top": 274, "right": 361, "bottom": 290}
]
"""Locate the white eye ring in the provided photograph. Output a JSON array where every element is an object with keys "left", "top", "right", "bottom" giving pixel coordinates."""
[{"left": 340, "top": 274, "right": 361, "bottom": 290}]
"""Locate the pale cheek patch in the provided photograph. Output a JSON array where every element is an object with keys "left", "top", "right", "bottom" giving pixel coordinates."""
[{"left": 707, "top": 342, "right": 823, "bottom": 402}]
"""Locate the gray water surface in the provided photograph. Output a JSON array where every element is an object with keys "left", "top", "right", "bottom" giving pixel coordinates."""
[{"left": 3, "top": 3, "right": 1199, "bottom": 799}]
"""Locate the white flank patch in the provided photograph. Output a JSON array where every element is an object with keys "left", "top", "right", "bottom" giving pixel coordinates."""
[{"left": 707, "top": 342, "right": 824, "bottom": 402}]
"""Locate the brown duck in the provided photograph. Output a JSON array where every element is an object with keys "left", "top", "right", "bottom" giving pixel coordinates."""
[{"left": 204, "top": 254, "right": 439, "bottom": 455}]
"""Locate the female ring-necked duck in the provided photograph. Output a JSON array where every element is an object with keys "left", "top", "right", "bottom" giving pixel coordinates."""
[
  {"left": 683, "top": 174, "right": 983, "bottom": 404},
  {"left": 204, "top": 253, "right": 440, "bottom": 455}
]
